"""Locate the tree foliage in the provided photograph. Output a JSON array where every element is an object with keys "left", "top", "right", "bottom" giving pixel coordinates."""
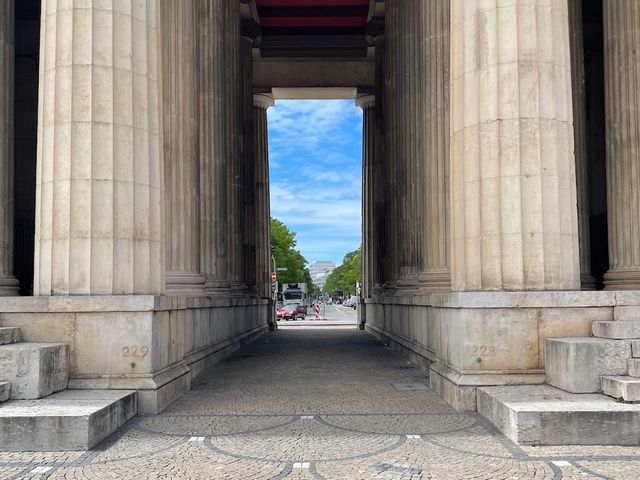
[
  {"left": 324, "top": 247, "right": 362, "bottom": 296},
  {"left": 270, "top": 218, "right": 313, "bottom": 290}
]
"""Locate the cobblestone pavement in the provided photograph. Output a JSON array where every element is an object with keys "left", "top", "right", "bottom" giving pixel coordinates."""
[{"left": 1, "top": 328, "right": 640, "bottom": 479}]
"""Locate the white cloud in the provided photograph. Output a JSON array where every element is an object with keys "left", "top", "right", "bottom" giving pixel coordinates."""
[{"left": 268, "top": 100, "right": 363, "bottom": 264}]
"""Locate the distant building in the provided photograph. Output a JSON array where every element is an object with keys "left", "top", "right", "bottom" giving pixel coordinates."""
[{"left": 309, "top": 261, "right": 336, "bottom": 290}]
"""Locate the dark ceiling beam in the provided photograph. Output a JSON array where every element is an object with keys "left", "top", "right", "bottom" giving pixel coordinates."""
[
  {"left": 256, "top": 0, "right": 369, "bottom": 7},
  {"left": 258, "top": 6, "right": 369, "bottom": 17},
  {"left": 253, "top": 59, "right": 374, "bottom": 89},
  {"left": 260, "top": 17, "right": 367, "bottom": 28}
]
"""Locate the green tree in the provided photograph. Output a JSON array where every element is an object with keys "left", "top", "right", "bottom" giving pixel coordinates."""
[
  {"left": 270, "top": 218, "right": 313, "bottom": 291},
  {"left": 324, "top": 247, "right": 362, "bottom": 296}
]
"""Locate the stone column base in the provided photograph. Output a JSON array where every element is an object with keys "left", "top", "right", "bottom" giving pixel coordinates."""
[
  {"left": 605, "top": 270, "right": 640, "bottom": 290},
  {"left": 365, "top": 290, "right": 640, "bottom": 411},
  {"left": 0, "top": 294, "right": 270, "bottom": 414},
  {"left": 0, "top": 276, "right": 20, "bottom": 296}
]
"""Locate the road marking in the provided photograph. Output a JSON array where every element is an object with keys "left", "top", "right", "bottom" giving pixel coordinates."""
[
  {"left": 551, "top": 461, "right": 571, "bottom": 467},
  {"left": 293, "top": 462, "right": 310, "bottom": 469},
  {"left": 332, "top": 305, "right": 348, "bottom": 319},
  {"left": 189, "top": 436, "right": 205, "bottom": 442},
  {"left": 406, "top": 434, "right": 421, "bottom": 439},
  {"left": 300, "top": 415, "right": 314, "bottom": 420}
]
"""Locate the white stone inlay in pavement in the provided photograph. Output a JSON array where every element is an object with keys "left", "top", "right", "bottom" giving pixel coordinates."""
[{"left": 30, "top": 466, "right": 53, "bottom": 473}]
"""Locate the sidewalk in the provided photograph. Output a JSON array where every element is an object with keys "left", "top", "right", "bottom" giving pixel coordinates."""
[{"left": 1, "top": 329, "right": 639, "bottom": 479}]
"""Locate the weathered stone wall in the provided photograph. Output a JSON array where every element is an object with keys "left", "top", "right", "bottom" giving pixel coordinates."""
[
  {"left": 0, "top": 297, "right": 268, "bottom": 413},
  {"left": 365, "top": 291, "right": 640, "bottom": 410}
]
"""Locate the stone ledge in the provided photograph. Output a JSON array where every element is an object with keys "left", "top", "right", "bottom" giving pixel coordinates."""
[
  {"left": 601, "top": 376, "right": 640, "bottom": 402},
  {"left": 366, "top": 290, "right": 640, "bottom": 308},
  {"left": 593, "top": 321, "right": 640, "bottom": 339},
  {"left": 0, "top": 327, "right": 21, "bottom": 345},
  {"left": 0, "top": 382, "right": 9, "bottom": 402},
  {"left": 0, "top": 390, "right": 137, "bottom": 451},
  {"left": 545, "top": 337, "right": 631, "bottom": 393},
  {"left": 0, "top": 294, "right": 271, "bottom": 314},
  {"left": 478, "top": 385, "right": 640, "bottom": 446},
  {"left": 0, "top": 343, "right": 69, "bottom": 399}
]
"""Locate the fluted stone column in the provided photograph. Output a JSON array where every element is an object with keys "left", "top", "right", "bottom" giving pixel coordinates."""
[
  {"left": 603, "top": 0, "right": 640, "bottom": 290},
  {"left": 254, "top": 94, "right": 274, "bottom": 300},
  {"left": 374, "top": 35, "right": 388, "bottom": 292},
  {"left": 196, "top": 0, "right": 239, "bottom": 294},
  {"left": 383, "top": 11, "right": 400, "bottom": 290},
  {"left": 387, "top": 0, "right": 420, "bottom": 291},
  {"left": 0, "top": 0, "right": 19, "bottom": 296},
  {"left": 35, "top": 0, "right": 164, "bottom": 295},
  {"left": 568, "top": 0, "right": 595, "bottom": 290},
  {"left": 450, "top": 0, "right": 580, "bottom": 291},
  {"left": 384, "top": 0, "right": 451, "bottom": 293},
  {"left": 226, "top": 20, "right": 244, "bottom": 295},
  {"left": 357, "top": 94, "right": 376, "bottom": 298},
  {"left": 240, "top": 35, "right": 257, "bottom": 294},
  {"left": 161, "top": 0, "right": 204, "bottom": 295},
  {"left": 419, "top": 0, "right": 450, "bottom": 292}
]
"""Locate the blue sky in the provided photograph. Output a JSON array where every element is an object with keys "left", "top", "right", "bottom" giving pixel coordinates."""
[{"left": 268, "top": 100, "right": 362, "bottom": 265}]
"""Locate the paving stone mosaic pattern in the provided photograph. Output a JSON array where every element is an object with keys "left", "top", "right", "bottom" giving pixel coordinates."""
[{"left": 1, "top": 329, "right": 640, "bottom": 479}]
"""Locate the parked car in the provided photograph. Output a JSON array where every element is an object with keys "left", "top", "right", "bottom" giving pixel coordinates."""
[
  {"left": 345, "top": 296, "right": 359, "bottom": 309},
  {"left": 276, "top": 304, "right": 306, "bottom": 321}
]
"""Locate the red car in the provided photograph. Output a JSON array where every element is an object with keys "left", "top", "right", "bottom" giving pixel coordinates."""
[{"left": 276, "top": 304, "right": 306, "bottom": 321}]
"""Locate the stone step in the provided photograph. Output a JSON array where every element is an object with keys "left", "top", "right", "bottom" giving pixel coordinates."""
[
  {"left": 0, "top": 390, "right": 137, "bottom": 451},
  {"left": 0, "top": 382, "right": 9, "bottom": 403},
  {"left": 601, "top": 376, "right": 640, "bottom": 402},
  {"left": 592, "top": 321, "right": 640, "bottom": 339},
  {"left": 0, "top": 327, "right": 21, "bottom": 345},
  {"left": 0, "top": 343, "right": 69, "bottom": 399},
  {"left": 629, "top": 359, "right": 640, "bottom": 377},
  {"left": 478, "top": 385, "right": 640, "bottom": 446},
  {"left": 544, "top": 337, "right": 630, "bottom": 393}
]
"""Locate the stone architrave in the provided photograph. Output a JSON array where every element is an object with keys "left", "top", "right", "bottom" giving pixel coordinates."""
[
  {"left": 35, "top": 0, "right": 164, "bottom": 295},
  {"left": 450, "top": 0, "right": 580, "bottom": 291},
  {"left": 0, "top": 0, "right": 19, "bottom": 296},
  {"left": 161, "top": 0, "right": 204, "bottom": 295},
  {"left": 603, "top": 0, "right": 640, "bottom": 290},
  {"left": 254, "top": 94, "right": 274, "bottom": 300}
]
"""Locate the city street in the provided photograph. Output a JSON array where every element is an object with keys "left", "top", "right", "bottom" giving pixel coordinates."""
[{"left": 279, "top": 303, "right": 358, "bottom": 327}]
